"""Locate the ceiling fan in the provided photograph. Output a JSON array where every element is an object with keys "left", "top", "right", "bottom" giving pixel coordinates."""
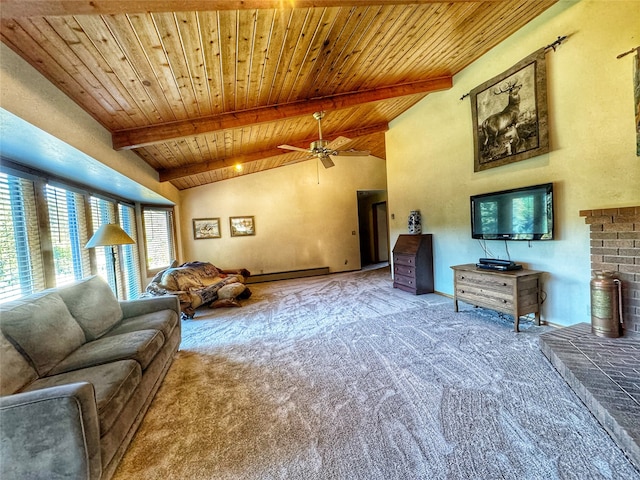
[{"left": 278, "top": 111, "right": 370, "bottom": 168}]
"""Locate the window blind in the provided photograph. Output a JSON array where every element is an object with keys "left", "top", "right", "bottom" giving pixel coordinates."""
[
  {"left": 119, "top": 204, "right": 142, "bottom": 299},
  {"left": 45, "top": 185, "right": 91, "bottom": 286},
  {"left": 143, "top": 208, "right": 174, "bottom": 271},
  {"left": 0, "top": 173, "right": 45, "bottom": 302},
  {"left": 89, "top": 196, "right": 116, "bottom": 291}
]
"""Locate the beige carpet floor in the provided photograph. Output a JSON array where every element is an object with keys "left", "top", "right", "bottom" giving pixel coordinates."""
[{"left": 112, "top": 266, "right": 640, "bottom": 480}]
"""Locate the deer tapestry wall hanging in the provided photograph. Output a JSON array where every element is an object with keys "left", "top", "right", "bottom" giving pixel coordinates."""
[
  {"left": 470, "top": 48, "right": 549, "bottom": 171},
  {"left": 635, "top": 49, "right": 640, "bottom": 156}
]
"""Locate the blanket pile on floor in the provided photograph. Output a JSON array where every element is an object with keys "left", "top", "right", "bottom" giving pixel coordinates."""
[{"left": 145, "top": 261, "right": 251, "bottom": 318}]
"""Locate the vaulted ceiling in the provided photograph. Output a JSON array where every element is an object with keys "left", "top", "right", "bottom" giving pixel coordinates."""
[{"left": 0, "top": 1, "right": 557, "bottom": 190}]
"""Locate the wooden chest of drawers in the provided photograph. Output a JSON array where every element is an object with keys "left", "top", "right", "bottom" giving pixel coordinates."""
[
  {"left": 451, "top": 263, "right": 543, "bottom": 332},
  {"left": 392, "top": 234, "right": 433, "bottom": 295}
]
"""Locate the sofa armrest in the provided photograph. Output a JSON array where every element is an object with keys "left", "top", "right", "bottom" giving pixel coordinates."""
[
  {"left": 120, "top": 295, "right": 180, "bottom": 319},
  {"left": 0, "top": 382, "right": 101, "bottom": 480}
]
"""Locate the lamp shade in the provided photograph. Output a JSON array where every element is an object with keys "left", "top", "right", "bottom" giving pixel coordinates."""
[{"left": 85, "top": 223, "right": 135, "bottom": 248}]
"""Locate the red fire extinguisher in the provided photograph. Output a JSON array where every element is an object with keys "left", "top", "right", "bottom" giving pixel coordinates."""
[{"left": 590, "top": 270, "right": 624, "bottom": 338}]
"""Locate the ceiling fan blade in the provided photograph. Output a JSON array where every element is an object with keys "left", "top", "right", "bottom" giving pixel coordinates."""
[
  {"left": 320, "top": 155, "right": 335, "bottom": 169},
  {"left": 333, "top": 149, "right": 370, "bottom": 156},
  {"left": 327, "top": 136, "right": 351, "bottom": 150},
  {"left": 278, "top": 144, "right": 311, "bottom": 153},
  {"left": 283, "top": 155, "right": 315, "bottom": 166}
]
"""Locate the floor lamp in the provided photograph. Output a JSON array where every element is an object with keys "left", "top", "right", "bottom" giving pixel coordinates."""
[{"left": 85, "top": 223, "right": 135, "bottom": 299}]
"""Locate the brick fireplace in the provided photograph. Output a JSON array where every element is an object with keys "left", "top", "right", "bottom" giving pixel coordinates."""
[{"left": 579, "top": 206, "right": 640, "bottom": 333}]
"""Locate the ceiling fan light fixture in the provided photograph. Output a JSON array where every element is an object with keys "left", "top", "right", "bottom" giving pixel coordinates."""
[
  {"left": 277, "top": 111, "right": 371, "bottom": 168},
  {"left": 311, "top": 139, "right": 329, "bottom": 152}
]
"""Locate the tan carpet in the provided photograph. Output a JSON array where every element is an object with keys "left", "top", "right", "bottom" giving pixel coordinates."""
[{"left": 112, "top": 267, "right": 640, "bottom": 480}]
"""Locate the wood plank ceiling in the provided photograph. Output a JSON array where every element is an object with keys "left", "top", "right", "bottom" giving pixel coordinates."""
[{"left": 0, "top": 1, "right": 557, "bottom": 190}]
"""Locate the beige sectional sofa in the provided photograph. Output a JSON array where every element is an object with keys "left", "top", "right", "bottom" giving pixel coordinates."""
[{"left": 0, "top": 275, "right": 181, "bottom": 480}]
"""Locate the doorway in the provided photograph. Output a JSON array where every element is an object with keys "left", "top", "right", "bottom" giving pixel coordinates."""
[{"left": 357, "top": 190, "right": 389, "bottom": 268}]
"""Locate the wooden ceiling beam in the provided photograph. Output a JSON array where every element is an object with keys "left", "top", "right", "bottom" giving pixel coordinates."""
[
  {"left": 159, "top": 148, "right": 288, "bottom": 182},
  {"left": 1, "top": 1, "right": 501, "bottom": 18},
  {"left": 113, "top": 76, "right": 450, "bottom": 150},
  {"left": 158, "top": 122, "right": 389, "bottom": 181}
]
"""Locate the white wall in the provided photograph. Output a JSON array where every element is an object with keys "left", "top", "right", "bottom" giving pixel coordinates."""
[
  {"left": 0, "top": 44, "right": 180, "bottom": 207},
  {"left": 0, "top": 43, "right": 184, "bottom": 281},
  {"left": 180, "top": 156, "right": 388, "bottom": 274},
  {"left": 386, "top": 0, "right": 640, "bottom": 326}
]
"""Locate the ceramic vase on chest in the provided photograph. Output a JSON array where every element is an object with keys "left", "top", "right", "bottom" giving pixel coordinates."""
[{"left": 408, "top": 210, "right": 422, "bottom": 234}]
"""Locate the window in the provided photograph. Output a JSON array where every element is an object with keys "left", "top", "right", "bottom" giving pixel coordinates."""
[
  {"left": 89, "top": 196, "right": 117, "bottom": 291},
  {"left": 0, "top": 164, "right": 170, "bottom": 303},
  {"left": 143, "top": 208, "right": 175, "bottom": 272},
  {"left": 45, "top": 185, "right": 91, "bottom": 286},
  {"left": 119, "top": 204, "right": 142, "bottom": 299},
  {"left": 0, "top": 173, "right": 45, "bottom": 302}
]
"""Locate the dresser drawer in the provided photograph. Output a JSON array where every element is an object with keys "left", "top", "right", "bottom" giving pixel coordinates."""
[
  {"left": 455, "top": 284, "right": 514, "bottom": 312},
  {"left": 394, "top": 264, "right": 415, "bottom": 277},
  {"left": 394, "top": 254, "right": 416, "bottom": 267},
  {"left": 455, "top": 270, "right": 515, "bottom": 294},
  {"left": 394, "top": 274, "right": 416, "bottom": 289}
]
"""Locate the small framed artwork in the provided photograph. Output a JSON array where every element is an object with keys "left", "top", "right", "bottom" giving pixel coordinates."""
[
  {"left": 470, "top": 48, "right": 549, "bottom": 171},
  {"left": 193, "top": 218, "right": 221, "bottom": 239},
  {"left": 230, "top": 216, "right": 255, "bottom": 237}
]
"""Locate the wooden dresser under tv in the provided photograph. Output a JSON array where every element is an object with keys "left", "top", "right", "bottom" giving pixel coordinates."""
[
  {"left": 392, "top": 234, "right": 434, "bottom": 295},
  {"left": 451, "top": 263, "right": 544, "bottom": 332}
]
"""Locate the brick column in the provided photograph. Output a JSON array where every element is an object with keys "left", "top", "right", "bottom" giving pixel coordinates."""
[{"left": 579, "top": 207, "right": 640, "bottom": 333}]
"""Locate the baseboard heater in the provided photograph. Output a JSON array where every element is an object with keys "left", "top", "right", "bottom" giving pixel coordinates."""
[{"left": 245, "top": 267, "right": 330, "bottom": 284}]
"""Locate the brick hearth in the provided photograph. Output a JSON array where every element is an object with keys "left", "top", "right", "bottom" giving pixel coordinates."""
[
  {"left": 539, "top": 206, "right": 640, "bottom": 473},
  {"left": 540, "top": 325, "right": 640, "bottom": 471}
]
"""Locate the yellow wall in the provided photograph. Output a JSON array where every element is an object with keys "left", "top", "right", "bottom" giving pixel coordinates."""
[
  {"left": 180, "top": 156, "right": 387, "bottom": 274},
  {"left": 386, "top": 0, "right": 640, "bottom": 326}
]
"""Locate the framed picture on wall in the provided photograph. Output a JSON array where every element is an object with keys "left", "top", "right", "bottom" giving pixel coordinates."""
[
  {"left": 230, "top": 216, "right": 255, "bottom": 237},
  {"left": 193, "top": 218, "right": 221, "bottom": 239},
  {"left": 470, "top": 48, "right": 549, "bottom": 171}
]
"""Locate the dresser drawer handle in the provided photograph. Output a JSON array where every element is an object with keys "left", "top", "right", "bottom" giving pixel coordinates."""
[
  {"left": 503, "top": 282, "right": 508, "bottom": 286},
  {"left": 460, "top": 275, "right": 465, "bottom": 280},
  {"left": 502, "top": 299, "right": 508, "bottom": 303}
]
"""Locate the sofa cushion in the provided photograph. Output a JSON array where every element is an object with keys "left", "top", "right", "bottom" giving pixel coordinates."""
[
  {"left": 24, "top": 360, "right": 141, "bottom": 435},
  {"left": 58, "top": 276, "right": 123, "bottom": 341},
  {"left": 105, "top": 309, "right": 178, "bottom": 340},
  {"left": 0, "top": 292, "right": 86, "bottom": 377},
  {"left": 0, "top": 333, "right": 38, "bottom": 395},
  {"left": 48, "top": 330, "right": 165, "bottom": 376}
]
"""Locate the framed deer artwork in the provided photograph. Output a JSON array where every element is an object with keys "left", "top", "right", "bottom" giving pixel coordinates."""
[{"left": 470, "top": 48, "right": 549, "bottom": 171}]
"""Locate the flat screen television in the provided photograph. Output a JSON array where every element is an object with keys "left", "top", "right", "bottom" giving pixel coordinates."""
[{"left": 470, "top": 183, "right": 554, "bottom": 241}]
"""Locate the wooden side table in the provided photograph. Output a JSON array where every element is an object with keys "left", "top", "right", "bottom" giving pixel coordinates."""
[{"left": 451, "top": 263, "right": 544, "bottom": 332}]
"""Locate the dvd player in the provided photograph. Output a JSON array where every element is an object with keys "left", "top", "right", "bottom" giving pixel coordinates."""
[
  {"left": 476, "top": 262, "right": 522, "bottom": 271},
  {"left": 478, "top": 258, "right": 514, "bottom": 266}
]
